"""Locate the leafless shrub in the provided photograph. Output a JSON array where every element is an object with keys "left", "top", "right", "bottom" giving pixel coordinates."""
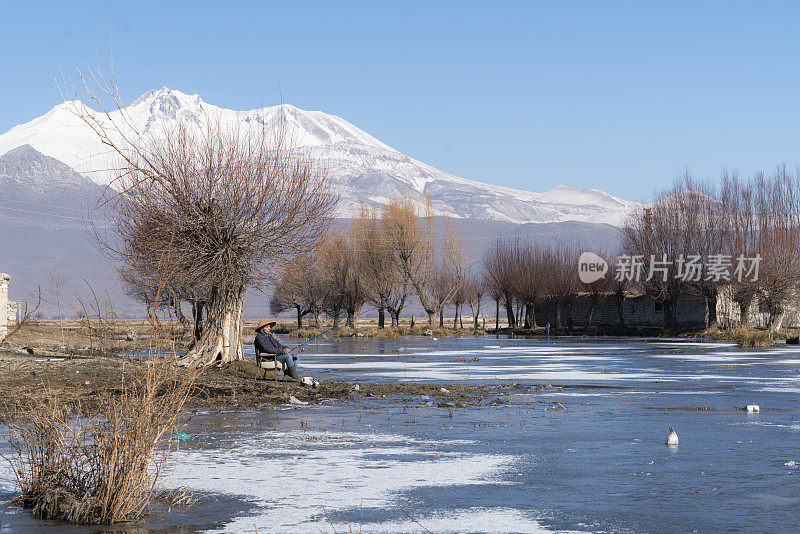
[
  {"left": 3, "top": 354, "right": 195, "bottom": 524},
  {"left": 75, "top": 279, "right": 119, "bottom": 355}
]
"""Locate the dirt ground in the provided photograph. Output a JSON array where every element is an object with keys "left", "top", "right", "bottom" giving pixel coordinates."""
[{"left": 0, "top": 320, "right": 619, "bottom": 420}]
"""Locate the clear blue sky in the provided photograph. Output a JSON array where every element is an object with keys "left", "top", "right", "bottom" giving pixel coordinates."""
[{"left": 2, "top": 1, "right": 799, "bottom": 201}]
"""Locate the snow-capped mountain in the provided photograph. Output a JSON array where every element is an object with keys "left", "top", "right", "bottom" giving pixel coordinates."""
[{"left": 0, "top": 87, "right": 641, "bottom": 226}]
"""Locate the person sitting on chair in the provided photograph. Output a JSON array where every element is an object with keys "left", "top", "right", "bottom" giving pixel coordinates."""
[{"left": 254, "top": 319, "right": 301, "bottom": 380}]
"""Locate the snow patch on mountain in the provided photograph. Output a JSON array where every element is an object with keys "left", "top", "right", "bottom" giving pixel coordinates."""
[{"left": 0, "top": 87, "right": 641, "bottom": 226}]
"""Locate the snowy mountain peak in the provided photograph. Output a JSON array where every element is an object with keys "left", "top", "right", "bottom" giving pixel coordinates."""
[
  {"left": 0, "top": 88, "right": 642, "bottom": 226},
  {"left": 132, "top": 86, "right": 203, "bottom": 108}
]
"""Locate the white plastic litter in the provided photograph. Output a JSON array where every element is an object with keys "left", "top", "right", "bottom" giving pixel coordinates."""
[
  {"left": 785, "top": 460, "right": 797, "bottom": 468},
  {"left": 351, "top": 384, "right": 360, "bottom": 391},
  {"left": 288, "top": 396, "right": 308, "bottom": 406},
  {"left": 440, "top": 387, "right": 450, "bottom": 394},
  {"left": 300, "top": 377, "right": 319, "bottom": 388},
  {"left": 746, "top": 404, "right": 760, "bottom": 413}
]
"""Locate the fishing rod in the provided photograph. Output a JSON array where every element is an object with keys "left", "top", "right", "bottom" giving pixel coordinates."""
[{"left": 295, "top": 304, "right": 379, "bottom": 351}]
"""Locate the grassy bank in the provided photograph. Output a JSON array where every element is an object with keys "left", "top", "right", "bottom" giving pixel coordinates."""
[
  {"left": 704, "top": 326, "right": 800, "bottom": 348},
  {"left": 285, "top": 324, "right": 487, "bottom": 339}
]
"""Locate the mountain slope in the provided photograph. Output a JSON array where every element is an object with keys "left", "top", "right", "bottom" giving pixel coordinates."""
[
  {"left": 0, "top": 144, "right": 107, "bottom": 229},
  {"left": 0, "top": 88, "right": 641, "bottom": 226}
]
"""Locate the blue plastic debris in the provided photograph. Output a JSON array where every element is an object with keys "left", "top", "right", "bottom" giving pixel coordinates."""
[{"left": 172, "top": 432, "right": 190, "bottom": 442}]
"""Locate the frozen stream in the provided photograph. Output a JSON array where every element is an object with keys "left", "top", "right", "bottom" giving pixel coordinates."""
[{"left": 2, "top": 337, "right": 800, "bottom": 533}]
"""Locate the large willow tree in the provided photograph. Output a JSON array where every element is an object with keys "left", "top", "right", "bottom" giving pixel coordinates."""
[{"left": 73, "top": 77, "right": 337, "bottom": 366}]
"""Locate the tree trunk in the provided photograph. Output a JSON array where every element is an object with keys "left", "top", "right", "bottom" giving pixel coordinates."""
[
  {"left": 663, "top": 297, "right": 678, "bottom": 332},
  {"left": 388, "top": 295, "right": 405, "bottom": 328},
  {"left": 555, "top": 299, "right": 563, "bottom": 329},
  {"left": 388, "top": 308, "right": 399, "bottom": 327},
  {"left": 495, "top": 299, "right": 500, "bottom": 331},
  {"left": 704, "top": 287, "right": 718, "bottom": 329},
  {"left": 296, "top": 305, "right": 303, "bottom": 329},
  {"left": 564, "top": 298, "right": 574, "bottom": 330},
  {"left": 439, "top": 309, "right": 444, "bottom": 328},
  {"left": 587, "top": 295, "right": 597, "bottom": 328},
  {"left": 453, "top": 306, "right": 458, "bottom": 329},
  {"left": 171, "top": 295, "right": 189, "bottom": 333},
  {"left": 459, "top": 305, "right": 464, "bottom": 329},
  {"left": 737, "top": 299, "right": 751, "bottom": 327},
  {"left": 769, "top": 303, "right": 786, "bottom": 332},
  {"left": 704, "top": 295, "right": 717, "bottom": 329},
  {"left": 192, "top": 300, "right": 204, "bottom": 341},
  {"left": 178, "top": 285, "right": 245, "bottom": 367},
  {"left": 472, "top": 301, "right": 481, "bottom": 330},
  {"left": 524, "top": 304, "right": 535, "bottom": 330},
  {"left": 378, "top": 307, "right": 385, "bottom": 329},
  {"left": 504, "top": 300, "right": 515, "bottom": 330},
  {"left": 331, "top": 305, "right": 341, "bottom": 327}
]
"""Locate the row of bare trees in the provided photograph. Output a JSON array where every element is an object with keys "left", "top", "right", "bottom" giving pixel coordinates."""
[
  {"left": 623, "top": 167, "right": 800, "bottom": 331},
  {"left": 478, "top": 168, "right": 800, "bottom": 334},
  {"left": 270, "top": 196, "right": 472, "bottom": 329},
  {"left": 483, "top": 239, "right": 592, "bottom": 330}
]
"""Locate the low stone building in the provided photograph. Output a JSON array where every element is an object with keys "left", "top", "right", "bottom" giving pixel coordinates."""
[
  {"left": 0, "top": 273, "right": 9, "bottom": 341},
  {"left": 535, "top": 292, "right": 708, "bottom": 330},
  {"left": 532, "top": 288, "right": 800, "bottom": 331}
]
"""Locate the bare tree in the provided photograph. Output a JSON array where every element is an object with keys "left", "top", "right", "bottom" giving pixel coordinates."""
[
  {"left": 750, "top": 167, "right": 800, "bottom": 330},
  {"left": 351, "top": 205, "right": 408, "bottom": 328},
  {"left": 320, "top": 230, "right": 366, "bottom": 328},
  {"left": 383, "top": 196, "right": 466, "bottom": 324},
  {"left": 580, "top": 254, "right": 613, "bottom": 328},
  {"left": 720, "top": 170, "right": 759, "bottom": 326},
  {"left": 70, "top": 75, "right": 337, "bottom": 366},
  {"left": 483, "top": 239, "right": 518, "bottom": 330},
  {"left": 541, "top": 244, "right": 580, "bottom": 329},
  {"left": 463, "top": 273, "right": 486, "bottom": 330},
  {"left": 270, "top": 253, "right": 327, "bottom": 328},
  {"left": 621, "top": 187, "right": 700, "bottom": 332}
]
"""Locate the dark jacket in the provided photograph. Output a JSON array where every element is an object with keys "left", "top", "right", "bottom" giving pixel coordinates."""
[{"left": 255, "top": 330, "right": 288, "bottom": 356}]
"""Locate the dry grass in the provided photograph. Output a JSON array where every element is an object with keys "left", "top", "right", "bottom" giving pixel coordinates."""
[
  {"left": 706, "top": 326, "right": 775, "bottom": 348},
  {"left": 2, "top": 355, "right": 195, "bottom": 524}
]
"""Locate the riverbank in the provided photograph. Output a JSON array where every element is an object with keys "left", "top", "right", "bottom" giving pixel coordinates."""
[{"left": 1, "top": 347, "right": 613, "bottom": 421}]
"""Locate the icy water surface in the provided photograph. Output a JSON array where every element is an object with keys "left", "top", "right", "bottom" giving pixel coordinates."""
[{"left": 2, "top": 337, "right": 800, "bottom": 533}]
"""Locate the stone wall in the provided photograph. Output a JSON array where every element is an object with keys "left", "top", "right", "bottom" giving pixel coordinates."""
[
  {"left": 7, "top": 300, "right": 18, "bottom": 326},
  {"left": 716, "top": 288, "right": 800, "bottom": 329},
  {"left": 0, "top": 273, "right": 9, "bottom": 341},
  {"left": 533, "top": 292, "right": 708, "bottom": 329}
]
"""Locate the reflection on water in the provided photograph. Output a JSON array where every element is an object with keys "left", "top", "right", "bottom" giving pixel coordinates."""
[{"left": 2, "top": 337, "right": 800, "bottom": 533}]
